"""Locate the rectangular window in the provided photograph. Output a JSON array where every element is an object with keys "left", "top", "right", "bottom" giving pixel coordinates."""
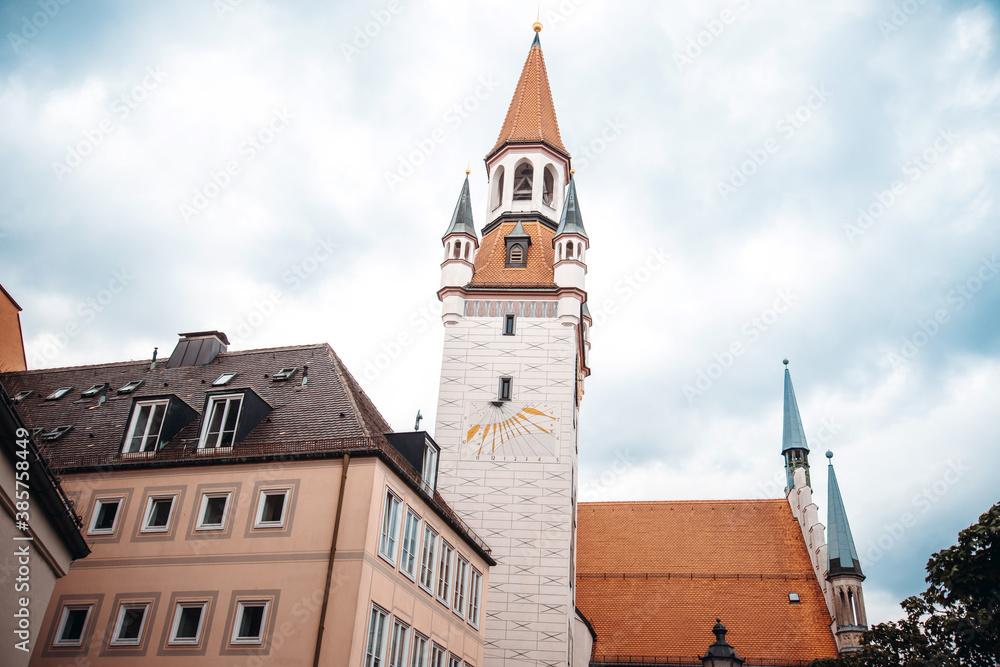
[
  {"left": 364, "top": 605, "right": 389, "bottom": 667},
  {"left": 197, "top": 492, "right": 231, "bottom": 530},
  {"left": 436, "top": 540, "right": 454, "bottom": 605},
  {"left": 117, "top": 380, "right": 143, "bottom": 395},
  {"left": 429, "top": 644, "right": 446, "bottom": 667},
  {"left": 379, "top": 490, "right": 401, "bottom": 563},
  {"left": 254, "top": 489, "right": 289, "bottom": 528},
  {"left": 124, "top": 400, "right": 168, "bottom": 453},
  {"left": 453, "top": 556, "right": 469, "bottom": 618},
  {"left": 110, "top": 603, "right": 149, "bottom": 646},
  {"left": 503, "top": 313, "right": 516, "bottom": 335},
  {"left": 199, "top": 395, "right": 243, "bottom": 449},
  {"left": 387, "top": 618, "right": 409, "bottom": 667},
  {"left": 231, "top": 600, "right": 269, "bottom": 645},
  {"left": 422, "top": 442, "right": 438, "bottom": 491},
  {"left": 410, "top": 633, "right": 428, "bottom": 667},
  {"left": 54, "top": 605, "right": 92, "bottom": 646},
  {"left": 81, "top": 383, "right": 107, "bottom": 397},
  {"left": 271, "top": 367, "right": 298, "bottom": 381},
  {"left": 89, "top": 498, "right": 121, "bottom": 535},
  {"left": 498, "top": 377, "right": 512, "bottom": 401},
  {"left": 448, "top": 655, "right": 462, "bottom": 667},
  {"left": 169, "top": 602, "right": 206, "bottom": 645},
  {"left": 46, "top": 387, "right": 72, "bottom": 401},
  {"left": 212, "top": 372, "right": 238, "bottom": 386},
  {"left": 141, "top": 496, "right": 175, "bottom": 532},
  {"left": 467, "top": 568, "right": 482, "bottom": 628},
  {"left": 419, "top": 525, "right": 438, "bottom": 593},
  {"left": 399, "top": 509, "right": 420, "bottom": 579}
]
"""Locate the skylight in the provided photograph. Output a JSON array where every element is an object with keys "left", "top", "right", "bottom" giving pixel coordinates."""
[
  {"left": 789, "top": 593, "right": 800, "bottom": 604},
  {"left": 117, "top": 380, "right": 144, "bottom": 395},
  {"left": 81, "top": 383, "right": 108, "bottom": 398},
  {"left": 12, "top": 390, "right": 32, "bottom": 404},
  {"left": 40, "top": 426, "right": 73, "bottom": 441},
  {"left": 212, "top": 372, "right": 238, "bottom": 387},
  {"left": 271, "top": 367, "right": 298, "bottom": 382},
  {"left": 45, "top": 387, "right": 73, "bottom": 401}
]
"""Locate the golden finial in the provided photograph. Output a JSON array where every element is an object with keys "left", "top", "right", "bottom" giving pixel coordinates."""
[
  {"left": 465, "top": 160, "right": 471, "bottom": 175},
  {"left": 533, "top": 5, "right": 542, "bottom": 32},
  {"left": 570, "top": 168, "right": 576, "bottom": 175}
]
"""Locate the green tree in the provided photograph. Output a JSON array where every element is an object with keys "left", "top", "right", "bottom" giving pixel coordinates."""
[{"left": 810, "top": 502, "right": 999, "bottom": 667}]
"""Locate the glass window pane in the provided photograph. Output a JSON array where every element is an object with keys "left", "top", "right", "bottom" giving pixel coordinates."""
[
  {"left": 203, "top": 496, "right": 226, "bottom": 526},
  {"left": 176, "top": 607, "right": 202, "bottom": 639},
  {"left": 237, "top": 604, "right": 265, "bottom": 639},
  {"left": 61, "top": 609, "right": 88, "bottom": 641},
  {"left": 118, "top": 607, "right": 145, "bottom": 640}
]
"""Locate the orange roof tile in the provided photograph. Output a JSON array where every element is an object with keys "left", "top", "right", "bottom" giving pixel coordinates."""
[
  {"left": 577, "top": 500, "right": 838, "bottom": 664},
  {"left": 487, "top": 37, "right": 569, "bottom": 161},
  {"left": 469, "top": 220, "right": 556, "bottom": 287}
]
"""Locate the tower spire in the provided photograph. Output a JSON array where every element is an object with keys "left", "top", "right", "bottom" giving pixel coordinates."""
[
  {"left": 554, "top": 174, "right": 587, "bottom": 238},
  {"left": 443, "top": 173, "right": 477, "bottom": 238},
  {"left": 826, "top": 452, "right": 863, "bottom": 577},
  {"left": 781, "top": 360, "right": 811, "bottom": 491},
  {"left": 825, "top": 450, "right": 868, "bottom": 652}
]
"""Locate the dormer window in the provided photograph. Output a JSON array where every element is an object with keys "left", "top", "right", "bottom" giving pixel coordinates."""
[
  {"left": 124, "top": 400, "right": 169, "bottom": 453},
  {"left": 200, "top": 395, "right": 243, "bottom": 449},
  {"left": 512, "top": 162, "right": 533, "bottom": 201},
  {"left": 271, "top": 367, "right": 298, "bottom": 382},
  {"left": 504, "top": 221, "right": 531, "bottom": 268},
  {"left": 508, "top": 244, "right": 525, "bottom": 266},
  {"left": 81, "top": 383, "right": 107, "bottom": 398},
  {"left": 46, "top": 387, "right": 72, "bottom": 401},
  {"left": 422, "top": 439, "right": 439, "bottom": 492},
  {"left": 117, "top": 380, "right": 143, "bottom": 395}
]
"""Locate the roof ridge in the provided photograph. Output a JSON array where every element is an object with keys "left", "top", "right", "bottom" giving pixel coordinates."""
[{"left": 325, "top": 347, "right": 392, "bottom": 438}]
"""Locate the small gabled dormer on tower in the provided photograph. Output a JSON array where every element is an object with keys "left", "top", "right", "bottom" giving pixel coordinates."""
[
  {"left": 440, "top": 172, "right": 479, "bottom": 325},
  {"left": 826, "top": 451, "right": 868, "bottom": 652},
  {"left": 782, "top": 359, "right": 812, "bottom": 492}
]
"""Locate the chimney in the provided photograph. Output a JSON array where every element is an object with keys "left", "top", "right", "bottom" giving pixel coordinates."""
[{"left": 165, "top": 331, "right": 230, "bottom": 368}]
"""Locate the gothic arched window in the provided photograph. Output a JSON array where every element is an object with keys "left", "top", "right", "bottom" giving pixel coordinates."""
[
  {"left": 513, "top": 162, "right": 533, "bottom": 201},
  {"left": 493, "top": 167, "right": 505, "bottom": 210},
  {"left": 542, "top": 165, "right": 556, "bottom": 206}
]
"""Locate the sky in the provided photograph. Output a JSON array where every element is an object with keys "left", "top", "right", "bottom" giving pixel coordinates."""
[{"left": 1, "top": 0, "right": 998, "bottom": 627}]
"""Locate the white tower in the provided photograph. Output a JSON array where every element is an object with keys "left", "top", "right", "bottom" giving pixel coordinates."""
[{"left": 434, "top": 24, "right": 591, "bottom": 667}]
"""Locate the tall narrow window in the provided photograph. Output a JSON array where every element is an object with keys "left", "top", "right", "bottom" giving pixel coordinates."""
[
  {"left": 379, "top": 490, "right": 401, "bottom": 563},
  {"left": 364, "top": 606, "right": 389, "bottom": 667},
  {"left": 437, "top": 540, "right": 454, "bottom": 604},
  {"left": 400, "top": 509, "right": 421, "bottom": 579},
  {"left": 542, "top": 165, "right": 555, "bottom": 206},
  {"left": 512, "top": 162, "right": 533, "bottom": 200},
  {"left": 468, "top": 568, "right": 482, "bottom": 628},
  {"left": 498, "top": 377, "right": 512, "bottom": 401},
  {"left": 199, "top": 395, "right": 242, "bottom": 449},
  {"left": 422, "top": 442, "right": 438, "bottom": 491},
  {"left": 452, "top": 556, "right": 469, "bottom": 619},
  {"left": 419, "top": 525, "right": 438, "bottom": 592},
  {"left": 387, "top": 618, "right": 410, "bottom": 667},
  {"left": 430, "top": 644, "right": 447, "bottom": 667},
  {"left": 410, "top": 633, "right": 429, "bottom": 667},
  {"left": 123, "top": 400, "right": 168, "bottom": 453},
  {"left": 503, "top": 313, "right": 516, "bottom": 335},
  {"left": 493, "top": 167, "right": 505, "bottom": 210}
]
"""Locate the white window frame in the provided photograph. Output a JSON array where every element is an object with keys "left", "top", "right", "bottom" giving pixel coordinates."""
[
  {"left": 379, "top": 489, "right": 401, "bottom": 564},
  {"left": 422, "top": 443, "right": 438, "bottom": 491},
  {"left": 452, "top": 555, "right": 469, "bottom": 619},
  {"left": 364, "top": 605, "right": 389, "bottom": 667},
  {"left": 109, "top": 602, "right": 150, "bottom": 646},
  {"left": 448, "top": 655, "right": 462, "bottom": 667},
  {"left": 196, "top": 492, "right": 231, "bottom": 530},
  {"left": 429, "top": 644, "right": 446, "bottom": 667},
  {"left": 123, "top": 399, "right": 169, "bottom": 453},
  {"left": 418, "top": 525, "right": 438, "bottom": 593},
  {"left": 168, "top": 601, "right": 207, "bottom": 645},
  {"left": 198, "top": 394, "right": 244, "bottom": 449},
  {"left": 140, "top": 495, "right": 175, "bottom": 533},
  {"left": 53, "top": 604, "right": 93, "bottom": 647},
  {"left": 399, "top": 509, "right": 421, "bottom": 579},
  {"left": 410, "top": 632, "right": 428, "bottom": 667},
  {"left": 88, "top": 497, "right": 122, "bottom": 535},
  {"left": 467, "top": 568, "right": 482, "bottom": 629},
  {"left": 254, "top": 488, "right": 290, "bottom": 528},
  {"left": 387, "top": 617, "right": 410, "bottom": 667},
  {"left": 231, "top": 599, "right": 270, "bottom": 645},
  {"left": 436, "top": 540, "right": 454, "bottom": 605}
]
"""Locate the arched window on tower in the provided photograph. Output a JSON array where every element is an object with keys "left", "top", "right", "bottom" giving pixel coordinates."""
[
  {"left": 542, "top": 165, "right": 555, "bottom": 206},
  {"left": 566, "top": 241, "right": 574, "bottom": 258},
  {"left": 493, "top": 167, "right": 505, "bottom": 210},
  {"left": 513, "top": 162, "right": 533, "bottom": 201},
  {"left": 508, "top": 243, "right": 525, "bottom": 266},
  {"left": 464, "top": 243, "right": 470, "bottom": 261},
  {"left": 454, "top": 243, "right": 461, "bottom": 259}
]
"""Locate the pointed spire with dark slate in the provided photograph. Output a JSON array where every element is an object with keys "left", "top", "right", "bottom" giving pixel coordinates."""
[
  {"left": 781, "top": 360, "right": 811, "bottom": 490},
  {"left": 554, "top": 175, "right": 587, "bottom": 239},
  {"left": 443, "top": 174, "right": 477, "bottom": 239},
  {"left": 826, "top": 451, "right": 864, "bottom": 577}
]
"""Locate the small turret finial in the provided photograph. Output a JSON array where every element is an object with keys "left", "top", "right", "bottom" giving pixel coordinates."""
[
  {"left": 826, "top": 450, "right": 834, "bottom": 460},
  {"left": 465, "top": 160, "right": 471, "bottom": 175},
  {"left": 783, "top": 358, "right": 789, "bottom": 366},
  {"left": 533, "top": 6, "right": 542, "bottom": 33}
]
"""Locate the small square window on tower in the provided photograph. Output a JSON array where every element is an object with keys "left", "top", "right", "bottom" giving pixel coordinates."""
[
  {"left": 498, "top": 377, "right": 512, "bottom": 401},
  {"left": 503, "top": 313, "right": 516, "bottom": 335}
]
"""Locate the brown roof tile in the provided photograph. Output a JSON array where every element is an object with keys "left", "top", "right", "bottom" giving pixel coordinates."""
[
  {"left": 577, "top": 500, "right": 838, "bottom": 663},
  {"left": 469, "top": 220, "right": 556, "bottom": 287},
  {"left": 487, "top": 38, "right": 568, "bottom": 161}
]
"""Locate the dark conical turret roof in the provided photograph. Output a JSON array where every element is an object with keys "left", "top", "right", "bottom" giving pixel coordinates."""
[
  {"left": 443, "top": 174, "right": 477, "bottom": 238},
  {"left": 554, "top": 175, "right": 587, "bottom": 238}
]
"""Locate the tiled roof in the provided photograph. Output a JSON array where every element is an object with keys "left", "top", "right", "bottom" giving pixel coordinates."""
[
  {"left": 486, "top": 34, "right": 569, "bottom": 161},
  {"left": 469, "top": 220, "right": 556, "bottom": 287},
  {"left": 577, "top": 500, "right": 838, "bottom": 664}
]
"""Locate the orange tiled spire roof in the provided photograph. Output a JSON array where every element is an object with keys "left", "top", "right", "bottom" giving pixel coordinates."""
[{"left": 486, "top": 28, "right": 569, "bottom": 161}]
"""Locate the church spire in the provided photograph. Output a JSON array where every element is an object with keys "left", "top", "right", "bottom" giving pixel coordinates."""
[
  {"left": 486, "top": 26, "right": 569, "bottom": 162},
  {"left": 443, "top": 172, "right": 477, "bottom": 238},
  {"left": 554, "top": 174, "right": 587, "bottom": 238},
  {"left": 782, "top": 360, "right": 811, "bottom": 491},
  {"left": 826, "top": 452, "right": 863, "bottom": 577}
]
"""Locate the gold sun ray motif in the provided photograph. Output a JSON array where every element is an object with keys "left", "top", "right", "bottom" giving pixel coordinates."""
[{"left": 461, "top": 401, "right": 560, "bottom": 462}]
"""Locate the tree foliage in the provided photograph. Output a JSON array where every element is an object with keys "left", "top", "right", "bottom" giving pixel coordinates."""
[{"left": 810, "top": 502, "right": 999, "bottom": 667}]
